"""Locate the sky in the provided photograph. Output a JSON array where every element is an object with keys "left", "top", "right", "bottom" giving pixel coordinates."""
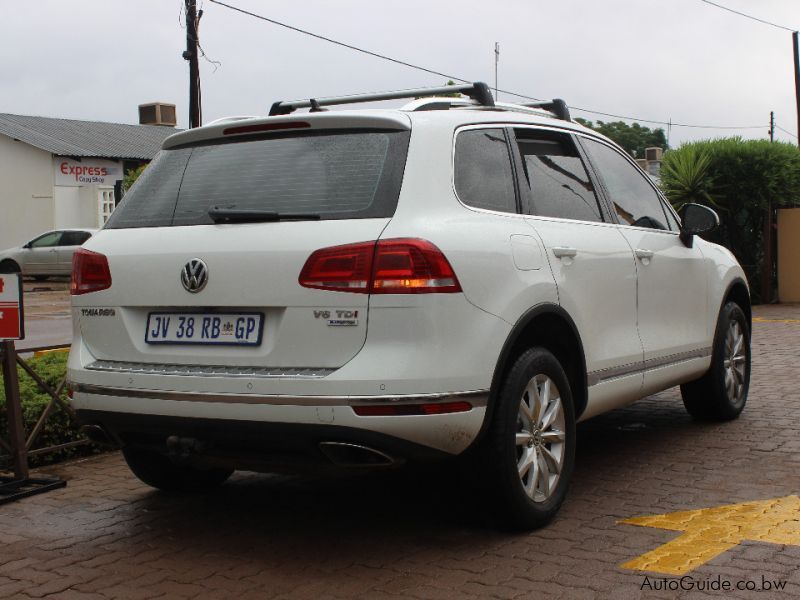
[{"left": 1, "top": 0, "right": 798, "bottom": 147}]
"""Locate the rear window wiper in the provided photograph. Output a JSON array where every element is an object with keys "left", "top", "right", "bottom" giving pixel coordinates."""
[{"left": 208, "top": 206, "right": 322, "bottom": 224}]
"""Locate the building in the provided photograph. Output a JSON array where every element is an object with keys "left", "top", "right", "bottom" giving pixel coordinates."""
[
  {"left": 0, "top": 104, "right": 179, "bottom": 248},
  {"left": 636, "top": 147, "right": 663, "bottom": 182}
]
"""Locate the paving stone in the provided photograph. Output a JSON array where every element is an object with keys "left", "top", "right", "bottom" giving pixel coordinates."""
[{"left": 1, "top": 304, "right": 800, "bottom": 598}]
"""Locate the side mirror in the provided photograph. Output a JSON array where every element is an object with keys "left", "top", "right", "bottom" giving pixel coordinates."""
[
  {"left": 679, "top": 203, "right": 719, "bottom": 247},
  {"left": 23, "top": 242, "right": 32, "bottom": 249}
]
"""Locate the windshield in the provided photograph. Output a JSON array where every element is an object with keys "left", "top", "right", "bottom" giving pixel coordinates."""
[{"left": 106, "top": 130, "right": 410, "bottom": 229}]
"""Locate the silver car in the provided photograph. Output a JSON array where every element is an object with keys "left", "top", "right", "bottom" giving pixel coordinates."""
[{"left": 0, "top": 228, "right": 97, "bottom": 279}]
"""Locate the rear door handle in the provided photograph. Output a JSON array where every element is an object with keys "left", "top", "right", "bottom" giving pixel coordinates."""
[
  {"left": 552, "top": 247, "right": 577, "bottom": 259},
  {"left": 635, "top": 249, "right": 654, "bottom": 260}
]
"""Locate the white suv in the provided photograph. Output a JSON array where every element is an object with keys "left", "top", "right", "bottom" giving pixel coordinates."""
[{"left": 67, "top": 82, "right": 751, "bottom": 529}]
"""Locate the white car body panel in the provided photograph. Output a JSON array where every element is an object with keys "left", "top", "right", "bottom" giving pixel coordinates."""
[{"left": 67, "top": 103, "right": 749, "bottom": 464}]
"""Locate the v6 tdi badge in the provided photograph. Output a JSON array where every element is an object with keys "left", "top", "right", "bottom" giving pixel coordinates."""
[{"left": 314, "top": 309, "right": 359, "bottom": 327}]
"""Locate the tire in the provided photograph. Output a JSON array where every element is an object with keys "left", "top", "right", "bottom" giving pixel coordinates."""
[
  {"left": 680, "top": 301, "right": 750, "bottom": 421},
  {"left": 0, "top": 260, "right": 20, "bottom": 274},
  {"left": 482, "top": 347, "right": 576, "bottom": 531},
  {"left": 122, "top": 446, "right": 233, "bottom": 492}
]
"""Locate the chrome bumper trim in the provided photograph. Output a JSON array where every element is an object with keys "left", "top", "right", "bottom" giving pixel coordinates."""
[
  {"left": 69, "top": 382, "right": 489, "bottom": 408},
  {"left": 85, "top": 360, "right": 335, "bottom": 379}
]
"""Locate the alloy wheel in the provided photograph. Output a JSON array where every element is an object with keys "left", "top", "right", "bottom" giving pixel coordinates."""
[
  {"left": 723, "top": 320, "right": 747, "bottom": 404},
  {"left": 516, "top": 374, "right": 566, "bottom": 502}
]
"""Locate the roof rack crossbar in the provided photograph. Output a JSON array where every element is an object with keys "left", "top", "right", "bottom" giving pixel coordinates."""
[
  {"left": 522, "top": 99, "right": 571, "bottom": 122},
  {"left": 269, "top": 82, "right": 495, "bottom": 116}
]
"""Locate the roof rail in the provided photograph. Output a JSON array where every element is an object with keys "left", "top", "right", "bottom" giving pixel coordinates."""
[
  {"left": 269, "top": 82, "right": 495, "bottom": 116},
  {"left": 522, "top": 99, "right": 571, "bottom": 122}
]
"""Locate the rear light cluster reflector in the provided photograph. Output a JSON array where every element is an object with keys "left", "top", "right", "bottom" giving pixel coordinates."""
[
  {"left": 71, "top": 249, "right": 112, "bottom": 295},
  {"left": 353, "top": 401, "right": 472, "bottom": 417},
  {"left": 299, "top": 238, "right": 461, "bottom": 294}
]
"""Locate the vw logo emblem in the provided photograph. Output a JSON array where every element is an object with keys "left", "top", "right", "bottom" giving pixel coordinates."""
[{"left": 181, "top": 259, "right": 208, "bottom": 293}]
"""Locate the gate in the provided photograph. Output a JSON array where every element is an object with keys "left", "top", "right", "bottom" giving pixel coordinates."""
[{"left": 0, "top": 341, "right": 83, "bottom": 503}]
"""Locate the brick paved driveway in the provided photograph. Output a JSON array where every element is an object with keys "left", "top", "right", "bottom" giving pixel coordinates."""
[{"left": 2, "top": 305, "right": 799, "bottom": 599}]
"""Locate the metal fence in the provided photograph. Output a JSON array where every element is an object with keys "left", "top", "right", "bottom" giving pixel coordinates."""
[{"left": 0, "top": 341, "right": 81, "bottom": 502}]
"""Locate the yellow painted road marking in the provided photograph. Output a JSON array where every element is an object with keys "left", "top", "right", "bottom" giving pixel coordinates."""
[
  {"left": 619, "top": 495, "right": 800, "bottom": 575},
  {"left": 752, "top": 317, "right": 800, "bottom": 323}
]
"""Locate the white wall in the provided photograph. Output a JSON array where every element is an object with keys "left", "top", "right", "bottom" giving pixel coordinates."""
[
  {"left": 0, "top": 134, "right": 54, "bottom": 248},
  {"left": 53, "top": 186, "right": 81, "bottom": 229},
  {"left": 53, "top": 185, "right": 100, "bottom": 229}
]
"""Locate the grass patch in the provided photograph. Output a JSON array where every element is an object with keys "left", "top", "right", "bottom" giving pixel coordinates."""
[{"left": 1, "top": 351, "right": 99, "bottom": 467}]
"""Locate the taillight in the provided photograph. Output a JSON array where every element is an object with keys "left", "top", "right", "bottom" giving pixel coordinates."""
[
  {"left": 298, "top": 239, "right": 461, "bottom": 294},
  {"left": 71, "top": 249, "right": 112, "bottom": 295},
  {"left": 371, "top": 239, "right": 461, "bottom": 294},
  {"left": 298, "top": 241, "right": 374, "bottom": 292}
]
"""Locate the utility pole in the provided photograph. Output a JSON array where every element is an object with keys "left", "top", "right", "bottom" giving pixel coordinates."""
[
  {"left": 667, "top": 118, "right": 672, "bottom": 148},
  {"left": 794, "top": 31, "right": 800, "bottom": 147},
  {"left": 183, "top": 0, "right": 202, "bottom": 129},
  {"left": 762, "top": 110, "right": 775, "bottom": 302},
  {"left": 769, "top": 111, "right": 775, "bottom": 142},
  {"left": 494, "top": 42, "right": 500, "bottom": 101}
]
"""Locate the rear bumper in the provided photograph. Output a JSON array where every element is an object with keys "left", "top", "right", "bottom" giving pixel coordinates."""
[
  {"left": 76, "top": 410, "right": 458, "bottom": 472},
  {"left": 69, "top": 383, "right": 488, "bottom": 455}
]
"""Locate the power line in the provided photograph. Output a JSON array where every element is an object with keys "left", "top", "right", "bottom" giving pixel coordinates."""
[
  {"left": 207, "top": 0, "right": 767, "bottom": 131},
  {"left": 207, "top": 0, "right": 473, "bottom": 86},
  {"left": 698, "top": 0, "right": 797, "bottom": 33},
  {"left": 570, "top": 106, "right": 762, "bottom": 129},
  {"left": 776, "top": 124, "right": 799, "bottom": 139}
]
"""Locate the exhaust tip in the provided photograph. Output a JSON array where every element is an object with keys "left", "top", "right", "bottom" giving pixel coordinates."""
[
  {"left": 81, "top": 424, "right": 118, "bottom": 447},
  {"left": 319, "top": 442, "right": 397, "bottom": 467}
]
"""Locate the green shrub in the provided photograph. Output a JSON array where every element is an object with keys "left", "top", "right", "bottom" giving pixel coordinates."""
[
  {"left": 661, "top": 138, "right": 800, "bottom": 303},
  {"left": 0, "top": 351, "right": 98, "bottom": 467}
]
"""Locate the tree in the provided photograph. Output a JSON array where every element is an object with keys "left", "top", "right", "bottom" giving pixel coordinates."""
[
  {"left": 574, "top": 119, "right": 667, "bottom": 158},
  {"left": 122, "top": 164, "right": 147, "bottom": 193},
  {"left": 659, "top": 146, "right": 720, "bottom": 211},
  {"left": 660, "top": 138, "right": 800, "bottom": 302}
]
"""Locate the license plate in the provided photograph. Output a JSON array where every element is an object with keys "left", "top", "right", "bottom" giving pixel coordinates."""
[{"left": 145, "top": 312, "right": 264, "bottom": 346}]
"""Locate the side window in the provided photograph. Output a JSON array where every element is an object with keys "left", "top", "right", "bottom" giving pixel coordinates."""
[
  {"left": 29, "top": 232, "right": 62, "bottom": 248},
  {"left": 514, "top": 129, "right": 603, "bottom": 222},
  {"left": 60, "top": 231, "right": 92, "bottom": 246},
  {"left": 454, "top": 128, "right": 517, "bottom": 213},
  {"left": 663, "top": 203, "right": 680, "bottom": 232},
  {"left": 581, "top": 138, "right": 670, "bottom": 230}
]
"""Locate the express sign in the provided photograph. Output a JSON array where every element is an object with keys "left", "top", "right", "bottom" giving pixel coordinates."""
[
  {"left": 0, "top": 274, "right": 24, "bottom": 340},
  {"left": 54, "top": 157, "right": 122, "bottom": 187}
]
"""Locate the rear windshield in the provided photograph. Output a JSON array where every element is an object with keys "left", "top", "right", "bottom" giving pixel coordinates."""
[{"left": 106, "top": 130, "right": 410, "bottom": 228}]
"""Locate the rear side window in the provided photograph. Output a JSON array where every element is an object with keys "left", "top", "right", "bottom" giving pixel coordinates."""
[
  {"left": 514, "top": 129, "right": 603, "bottom": 222},
  {"left": 106, "top": 130, "right": 410, "bottom": 228},
  {"left": 60, "top": 231, "right": 92, "bottom": 246},
  {"left": 29, "top": 232, "right": 62, "bottom": 248},
  {"left": 581, "top": 138, "right": 670, "bottom": 230},
  {"left": 454, "top": 128, "right": 517, "bottom": 213}
]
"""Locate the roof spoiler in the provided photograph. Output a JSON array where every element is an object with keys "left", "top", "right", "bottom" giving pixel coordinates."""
[{"left": 269, "top": 82, "right": 495, "bottom": 116}]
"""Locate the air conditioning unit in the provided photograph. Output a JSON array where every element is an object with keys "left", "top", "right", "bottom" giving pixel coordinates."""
[
  {"left": 138, "top": 103, "right": 177, "bottom": 127},
  {"left": 645, "top": 147, "right": 663, "bottom": 162}
]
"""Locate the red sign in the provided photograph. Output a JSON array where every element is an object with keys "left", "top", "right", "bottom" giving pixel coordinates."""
[{"left": 0, "top": 274, "right": 24, "bottom": 340}]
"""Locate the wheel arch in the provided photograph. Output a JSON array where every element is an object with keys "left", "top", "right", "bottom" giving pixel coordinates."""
[
  {"left": 0, "top": 258, "right": 21, "bottom": 273},
  {"left": 722, "top": 278, "right": 751, "bottom": 334},
  {"left": 472, "top": 303, "right": 588, "bottom": 447}
]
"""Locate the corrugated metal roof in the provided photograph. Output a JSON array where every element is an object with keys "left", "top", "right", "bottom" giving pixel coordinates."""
[{"left": 0, "top": 113, "right": 183, "bottom": 160}]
